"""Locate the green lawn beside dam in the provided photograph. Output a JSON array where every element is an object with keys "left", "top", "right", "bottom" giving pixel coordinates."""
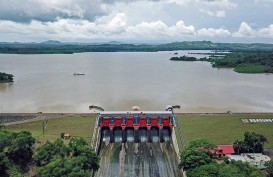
[
  {"left": 4, "top": 113, "right": 273, "bottom": 151},
  {"left": 5, "top": 115, "right": 97, "bottom": 144},
  {"left": 176, "top": 113, "right": 273, "bottom": 150}
]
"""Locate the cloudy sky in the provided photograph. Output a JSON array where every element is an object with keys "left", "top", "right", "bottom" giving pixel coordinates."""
[{"left": 0, "top": 0, "right": 273, "bottom": 43}]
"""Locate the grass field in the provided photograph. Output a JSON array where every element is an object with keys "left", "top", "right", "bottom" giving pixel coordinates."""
[
  {"left": 176, "top": 113, "right": 273, "bottom": 150},
  {"left": 4, "top": 113, "right": 273, "bottom": 151},
  {"left": 5, "top": 115, "right": 97, "bottom": 144}
]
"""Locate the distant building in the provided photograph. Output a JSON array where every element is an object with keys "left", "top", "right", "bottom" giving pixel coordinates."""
[
  {"left": 228, "top": 153, "right": 271, "bottom": 169},
  {"left": 211, "top": 145, "right": 235, "bottom": 158},
  {"left": 227, "top": 155, "right": 247, "bottom": 162}
]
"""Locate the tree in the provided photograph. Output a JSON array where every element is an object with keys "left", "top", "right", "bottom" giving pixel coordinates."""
[
  {"left": 233, "top": 140, "right": 247, "bottom": 154},
  {"left": 0, "top": 72, "right": 14, "bottom": 82},
  {"left": 187, "top": 160, "right": 263, "bottom": 177},
  {"left": 0, "top": 130, "right": 35, "bottom": 176},
  {"left": 7, "top": 131, "right": 35, "bottom": 165},
  {"left": 33, "top": 139, "right": 69, "bottom": 167},
  {"left": 179, "top": 148, "right": 215, "bottom": 171},
  {"left": 233, "top": 132, "right": 268, "bottom": 154},
  {"left": 243, "top": 132, "right": 267, "bottom": 153},
  {"left": 34, "top": 138, "right": 100, "bottom": 176},
  {"left": 265, "top": 160, "right": 273, "bottom": 177},
  {"left": 179, "top": 139, "right": 216, "bottom": 171},
  {"left": 188, "top": 139, "right": 216, "bottom": 149},
  {"left": 0, "top": 152, "right": 9, "bottom": 176},
  {"left": 187, "top": 163, "right": 221, "bottom": 177}
]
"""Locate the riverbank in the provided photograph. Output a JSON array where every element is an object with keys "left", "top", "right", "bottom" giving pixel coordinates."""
[
  {"left": 170, "top": 51, "right": 273, "bottom": 74},
  {"left": 1, "top": 41, "right": 273, "bottom": 54}
]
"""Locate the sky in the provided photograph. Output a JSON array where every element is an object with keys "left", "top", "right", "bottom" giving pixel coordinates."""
[{"left": 0, "top": 0, "right": 273, "bottom": 43}]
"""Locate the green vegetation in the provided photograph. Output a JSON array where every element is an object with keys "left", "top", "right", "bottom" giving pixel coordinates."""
[
  {"left": 33, "top": 138, "right": 99, "bottom": 177},
  {"left": 1, "top": 41, "right": 273, "bottom": 54},
  {"left": 2, "top": 116, "right": 99, "bottom": 176},
  {"left": 175, "top": 114, "right": 273, "bottom": 150},
  {"left": 170, "top": 55, "right": 198, "bottom": 61},
  {"left": 0, "top": 72, "right": 13, "bottom": 83},
  {"left": 0, "top": 130, "right": 35, "bottom": 176},
  {"left": 210, "top": 52, "right": 273, "bottom": 73},
  {"left": 233, "top": 64, "right": 270, "bottom": 73},
  {"left": 171, "top": 51, "right": 273, "bottom": 74},
  {"left": 5, "top": 115, "right": 97, "bottom": 143},
  {"left": 187, "top": 160, "right": 263, "bottom": 177},
  {"left": 265, "top": 160, "right": 273, "bottom": 177},
  {"left": 178, "top": 139, "right": 216, "bottom": 171},
  {"left": 233, "top": 132, "right": 267, "bottom": 154},
  {"left": 179, "top": 139, "right": 263, "bottom": 177}
]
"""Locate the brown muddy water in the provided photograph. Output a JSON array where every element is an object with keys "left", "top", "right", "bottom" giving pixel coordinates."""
[{"left": 1, "top": 51, "right": 273, "bottom": 113}]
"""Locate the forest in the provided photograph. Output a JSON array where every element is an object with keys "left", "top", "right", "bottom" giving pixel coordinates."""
[{"left": 1, "top": 41, "right": 273, "bottom": 54}]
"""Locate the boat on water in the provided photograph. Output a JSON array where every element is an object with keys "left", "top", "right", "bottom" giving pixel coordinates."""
[{"left": 73, "top": 72, "right": 85, "bottom": 76}]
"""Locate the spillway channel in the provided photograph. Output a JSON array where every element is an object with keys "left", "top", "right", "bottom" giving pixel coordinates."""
[{"left": 95, "top": 128, "right": 181, "bottom": 177}]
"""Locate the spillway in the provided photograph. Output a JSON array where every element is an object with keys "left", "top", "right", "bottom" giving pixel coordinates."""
[
  {"left": 96, "top": 142, "right": 181, "bottom": 177},
  {"left": 94, "top": 111, "right": 182, "bottom": 177}
]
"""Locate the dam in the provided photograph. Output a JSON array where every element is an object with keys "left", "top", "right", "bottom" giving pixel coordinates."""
[{"left": 94, "top": 111, "right": 182, "bottom": 177}]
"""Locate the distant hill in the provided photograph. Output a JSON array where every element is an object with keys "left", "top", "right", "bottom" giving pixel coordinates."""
[
  {"left": 0, "top": 41, "right": 273, "bottom": 54},
  {"left": 40, "top": 40, "right": 62, "bottom": 45},
  {"left": 106, "top": 41, "right": 124, "bottom": 45}
]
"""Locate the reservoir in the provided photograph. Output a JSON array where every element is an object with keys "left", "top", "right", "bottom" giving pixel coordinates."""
[{"left": 0, "top": 51, "right": 273, "bottom": 113}]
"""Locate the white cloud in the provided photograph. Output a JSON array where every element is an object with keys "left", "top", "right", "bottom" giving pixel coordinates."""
[
  {"left": 255, "top": 0, "right": 273, "bottom": 3},
  {"left": 1, "top": 10, "right": 273, "bottom": 42},
  {"left": 215, "top": 11, "right": 226, "bottom": 17},
  {"left": 170, "top": 21, "right": 196, "bottom": 35},
  {"left": 232, "top": 22, "right": 273, "bottom": 38},
  {"left": 200, "top": 9, "right": 215, "bottom": 16},
  {"left": 200, "top": 9, "right": 226, "bottom": 17},
  {"left": 0, "top": 13, "right": 196, "bottom": 41},
  {"left": 166, "top": 0, "right": 237, "bottom": 9},
  {"left": 233, "top": 22, "right": 256, "bottom": 37},
  {"left": 257, "top": 24, "right": 273, "bottom": 37},
  {"left": 203, "top": 0, "right": 237, "bottom": 9},
  {"left": 197, "top": 28, "right": 231, "bottom": 37},
  {"left": 126, "top": 20, "right": 195, "bottom": 39}
]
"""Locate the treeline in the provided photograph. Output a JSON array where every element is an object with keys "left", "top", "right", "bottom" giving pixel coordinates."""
[
  {"left": 179, "top": 139, "right": 263, "bottom": 177},
  {"left": 170, "top": 55, "right": 208, "bottom": 61},
  {"left": 0, "top": 127, "right": 99, "bottom": 177},
  {"left": 1, "top": 41, "right": 273, "bottom": 54},
  {"left": 233, "top": 132, "right": 267, "bottom": 154},
  {"left": 209, "top": 51, "right": 273, "bottom": 73},
  {"left": 171, "top": 51, "right": 273, "bottom": 74},
  {"left": 0, "top": 72, "right": 13, "bottom": 82},
  {"left": 170, "top": 56, "right": 198, "bottom": 61},
  {"left": 179, "top": 132, "right": 271, "bottom": 177}
]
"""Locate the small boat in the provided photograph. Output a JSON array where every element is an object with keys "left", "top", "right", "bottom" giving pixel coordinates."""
[{"left": 73, "top": 72, "right": 85, "bottom": 76}]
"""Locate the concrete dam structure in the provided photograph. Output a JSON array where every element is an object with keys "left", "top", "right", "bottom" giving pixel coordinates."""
[{"left": 94, "top": 111, "right": 182, "bottom": 177}]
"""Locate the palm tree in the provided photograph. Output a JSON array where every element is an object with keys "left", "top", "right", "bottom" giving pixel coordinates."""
[{"left": 233, "top": 140, "right": 247, "bottom": 154}]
